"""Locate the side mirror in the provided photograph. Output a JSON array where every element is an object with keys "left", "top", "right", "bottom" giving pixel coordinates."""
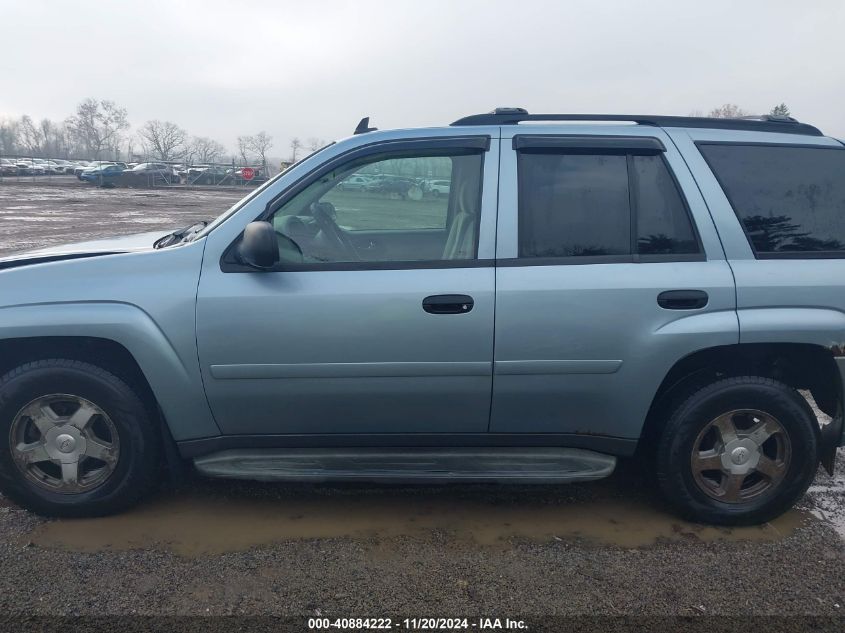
[{"left": 238, "top": 221, "right": 279, "bottom": 269}]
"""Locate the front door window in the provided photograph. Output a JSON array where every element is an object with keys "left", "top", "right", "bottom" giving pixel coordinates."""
[{"left": 268, "top": 151, "right": 484, "bottom": 265}]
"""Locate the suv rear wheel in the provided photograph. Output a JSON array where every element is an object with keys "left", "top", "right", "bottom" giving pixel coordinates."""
[
  {"left": 657, "top": 376, "right": 819, "bottom": 525},
  {"left": 0, "top": 359, "right": 160, "bottom": 517}
]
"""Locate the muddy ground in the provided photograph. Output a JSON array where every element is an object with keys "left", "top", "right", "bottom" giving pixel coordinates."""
[
  {"left": 0, "top": 183, "right": 843, "bottom": 622},
  {"left": 0, "top": 180, "right": 245, "bottom": 257}
]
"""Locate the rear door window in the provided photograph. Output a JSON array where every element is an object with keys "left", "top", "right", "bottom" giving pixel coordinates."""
[
  {"left": 698, "top": 143, "right": 845, "bottom": 256},
  {"left": 517, "top": 149, "right": 700, "bottom": 260}
]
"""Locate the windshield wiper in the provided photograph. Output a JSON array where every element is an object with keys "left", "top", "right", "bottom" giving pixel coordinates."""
[{"left": 154, "top": 221, "right": 209, "bottom": 249}]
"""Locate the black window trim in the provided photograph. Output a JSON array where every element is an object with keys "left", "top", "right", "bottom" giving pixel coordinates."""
[
  {"left": 513, "top": 134, "right": 666, "bottom": 153},
  {"left": 696, "top": 140, "right": 845, "bottom": 260},
  {"left": 221, "top": 135, "right": 491, "bottom": 273},
  {"left": 512, "top": 145, "right": 706, "bottom": 266}
]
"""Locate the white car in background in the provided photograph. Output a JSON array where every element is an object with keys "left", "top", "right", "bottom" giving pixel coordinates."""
[
  {"left": 428, "top": 179, "right": 450, "bottom": 197},
  {"left": 337, "top": 175, "right": 372, "bottom": 191}
]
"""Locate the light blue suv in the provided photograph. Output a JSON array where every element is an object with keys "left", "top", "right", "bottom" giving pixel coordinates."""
[{"left": 0, "top": 108, "right": 843, "bottom": 525}]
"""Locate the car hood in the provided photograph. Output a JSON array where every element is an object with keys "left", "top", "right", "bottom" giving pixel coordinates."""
[{"left": 0, "top": 230, "right": 171, "bottom": 269}]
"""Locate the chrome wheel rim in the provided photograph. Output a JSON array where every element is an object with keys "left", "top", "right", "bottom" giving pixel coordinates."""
[
  {"left": 691, "top": 409, "right": 791, "bottom": 504},
  {"left": 9, "top": 394, "right": 120, "bottom": 494}
]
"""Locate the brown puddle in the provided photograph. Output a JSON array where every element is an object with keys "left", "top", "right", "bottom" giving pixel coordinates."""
[{"left": 28, "top": 484, "right": 811, "bottom": 557}]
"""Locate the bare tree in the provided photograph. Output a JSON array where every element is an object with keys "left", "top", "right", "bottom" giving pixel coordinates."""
[
  {"left": 138, "top": 120, "right": 187, "bottom": 161},
  {"left": 237, "top": 135, "right": 252, "bottom": 165},
  {"left": 18, "top": 115, "right": 42, "bottom": 155},
  {"left": 191, "top": 136, "right": 227, "bottom": 164},
  {"left": 247, "top": 131, "right": 273, "bottom": 167},
  {"left": 307, "top": 137, "right": 326, "bottom": 152},
  {"left": 38, "top": 118, "right": 69, "bottom": 157},
  {"left": 66, "top": 98, "right": 129, "bottom": 159},
  {"left": 770, "top": 103, "right": 791, "bottom": 117},
  {"left": 708, "top": 104, "right": 749, "bottom": 119},
  {"left": 0, "top": 118, "right": 20, "bottom": 155},
  {"left": 290, "top": 137, "right": 302, "bottom": 162}
]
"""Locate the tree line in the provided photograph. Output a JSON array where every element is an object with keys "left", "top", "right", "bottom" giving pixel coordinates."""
[
  {"left": 0, "top": 98, "right": 325, "bottom": 167},
  {"left": 0, "top": 98, "right": 791, "bottom": 165},
  {"left": 692, "top": 103, "right": 791, "bottom": 118}
]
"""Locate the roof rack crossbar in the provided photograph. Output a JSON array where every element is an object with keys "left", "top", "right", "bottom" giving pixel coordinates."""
[{"left": 450, "top": 109, "right": 823, "bottom": 136}]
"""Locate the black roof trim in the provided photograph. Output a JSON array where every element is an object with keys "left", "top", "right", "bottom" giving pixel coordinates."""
[{"left": 451, "top": 108, "right": 823, "bottom": 136}]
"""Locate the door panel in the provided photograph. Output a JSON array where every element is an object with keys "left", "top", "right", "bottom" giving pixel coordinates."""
[
  {"left": 196, "top": 137, "right": 499, "bottom": 436},
  {"left": 197, "top": 267, "right": 494, "bottom": 434},
  {"left": 491, "top": 127, "right": 737, "bottom": 440},
  {"left": 491, "top": 261, "right": 737, "bottom": 438}
]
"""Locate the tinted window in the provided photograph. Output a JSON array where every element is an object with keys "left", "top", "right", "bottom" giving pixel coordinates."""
[
  {"left": 633, "top": 155, "right": 699, "bottom": 255},
  {"left": 518, "top": 154, "right": 630, "bottom": 257},
  {"left": 699, "top": 144, "right": 845, "bottom": 254},
  {"left": 517, "top": 151, "right": 698, "bottom": 259},
  {"left": 268, "top": 151, "right": 483, "bottom": 265}
]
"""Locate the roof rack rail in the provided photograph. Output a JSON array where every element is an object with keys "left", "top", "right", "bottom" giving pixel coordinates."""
[{"left": 450, "top": 108, "right": 823, "bottom": 136}]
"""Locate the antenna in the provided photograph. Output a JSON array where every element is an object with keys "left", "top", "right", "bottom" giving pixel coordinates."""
[{"left": 354, "top": 117, "right": 377, "bottom": 135}]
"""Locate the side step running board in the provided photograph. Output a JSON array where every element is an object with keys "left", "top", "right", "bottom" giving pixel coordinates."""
[{"left": 193, "top": 447, "right": 616, "bottom": 484}]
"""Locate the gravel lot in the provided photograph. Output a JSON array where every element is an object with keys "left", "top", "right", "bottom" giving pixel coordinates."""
[{"left": 0, "top": 183, "right": 843, "bottom": 623}]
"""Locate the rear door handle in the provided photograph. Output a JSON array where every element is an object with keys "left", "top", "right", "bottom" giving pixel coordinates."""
[
  {"left": 657, "top": 289, "right": 708, "bottom": 310},
  {"left": 422, "top": 294, "right": 474, "bottom": 314}
]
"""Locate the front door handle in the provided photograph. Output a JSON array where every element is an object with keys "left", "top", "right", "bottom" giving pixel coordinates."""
[
  {"left": 422, "top": 294, "right": 474, "bottom": 315},
  {"left": 657, "top": 289, "right": 708, "bottom": 310}
]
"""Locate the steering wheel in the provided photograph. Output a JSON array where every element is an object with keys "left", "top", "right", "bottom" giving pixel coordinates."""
[{"left": 310, "top": 202, "right": 360, "bottom": 261}]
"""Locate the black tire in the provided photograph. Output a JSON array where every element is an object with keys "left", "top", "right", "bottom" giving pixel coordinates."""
[
  {"left": 656, "top": 376, "right": 819, "bottom": 525},
  {"left": 0, "top": 359, "right": 160, "bottom": 517}
]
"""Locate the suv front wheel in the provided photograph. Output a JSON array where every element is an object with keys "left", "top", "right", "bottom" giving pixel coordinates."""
[
  {"left": 657, "top": 376, "right": 819, "bottom": 525},
  {"left": 0, "top": 359, "right": 160, "bottom": 517}
]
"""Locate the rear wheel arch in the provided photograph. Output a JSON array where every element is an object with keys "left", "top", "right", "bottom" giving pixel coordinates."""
[{"left": 638, "top": 343, "right": 840, "bottom": 458}]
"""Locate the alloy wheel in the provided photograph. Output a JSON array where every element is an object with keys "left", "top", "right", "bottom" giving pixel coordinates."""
[
  {"left": 690, "top": 409, "right": 791, "bottom": 503},
  {"left": 9, "top": 394, "right": 120, "bottom": 494}
]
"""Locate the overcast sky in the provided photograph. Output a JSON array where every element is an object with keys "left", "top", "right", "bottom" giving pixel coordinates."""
[{"left": 1, "top": 0, "right": 844, "bottom": 156}]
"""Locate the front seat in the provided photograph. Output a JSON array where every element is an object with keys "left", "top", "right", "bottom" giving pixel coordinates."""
[
  {"left": 441, "top": 179, "right": 478, "bottom": 260},
  {"left": 442, "top": 212, "right": 476, "bottom": 260}
]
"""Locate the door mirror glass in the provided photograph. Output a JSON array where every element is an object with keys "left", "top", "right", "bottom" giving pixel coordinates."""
[{"left": 238, "top": 221, "right": 280, "bottom": 269}]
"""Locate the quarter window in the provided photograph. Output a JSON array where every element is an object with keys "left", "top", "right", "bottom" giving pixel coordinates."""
[
  {"left": 517, "top": 150, "right": 699, "bottom": 259},
  {"left": 699, "top": 144, "right": 845, "bottom": 256}
]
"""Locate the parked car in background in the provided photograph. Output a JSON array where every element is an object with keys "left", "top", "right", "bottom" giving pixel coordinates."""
[
  {"left": 58, "top": 160, "right": 80, "bottom": 174},
  {"left": 187, "top": 165, "right": 231, "bottom": 185},
  {"left": 16, "top": 160, "right": 44, "bottom": 175},
  {"left": 366, "top": 175, "right": 421, "bottom": 199},
  {"left": 76, "top": 161, "right": 112, "bottom": 178},
  {"left": 43, "top": 160, "right": 68, "bottom": 175},
  {"left": 0, "top": 158, "right": 18, "bottom": 175},
  {"left": 428, "top": 179, "right": 451, "bottom": 197},
  {"left": 79, "top": 163, "right": 124, "bottom": 186},
  {"left": 336, "top": 175, "right": 371, "bottom": 191},
  {"left": 119, "top": 162, "right": 180, "bottom": 187}
]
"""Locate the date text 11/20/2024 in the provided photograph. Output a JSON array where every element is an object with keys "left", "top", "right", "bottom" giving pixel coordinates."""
[{"left": 307, "top": 617, "right": 528, "bottom": 630}]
